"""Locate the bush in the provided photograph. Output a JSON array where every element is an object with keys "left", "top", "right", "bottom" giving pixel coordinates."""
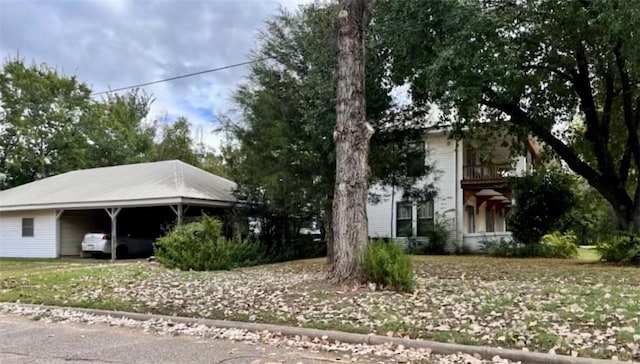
[
  {"left": 480, "top": 238, "right": 517, "bottom": 257},
  {"left": 541, "top": 231, "right": 578, "bottom": 259},
  {"left": 362, "top": 240, "right": 414, "bottom": 292},
  {"left": 405, "top": 222, "right": 449, "bottom": 255},
  {"left": 481, "top": 232, "right": 577, "bottom": 259},
  {"left": 271, "top": 235, "right": 327, "bottom": 262},
  {"left": 596, "top": 235, "right": 640, "bottom": 264},
  {"left": 154, "top": 215, "right": 266, "bottom": 271},
  {"left": 507, "top": 168, "right": 576, "bottom": 245}
]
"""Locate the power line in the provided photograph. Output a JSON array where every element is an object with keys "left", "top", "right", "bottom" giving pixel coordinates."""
[
  {"left": 91, "top": 57, "right": 273, "bottom": 96},
  {"left": 89, "top": 11, "right": 469, "bottom": 96}
]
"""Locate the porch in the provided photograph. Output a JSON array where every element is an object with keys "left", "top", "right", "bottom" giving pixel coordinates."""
[{"left": 462, "top": 187, "right": 513, "bottom": 252}]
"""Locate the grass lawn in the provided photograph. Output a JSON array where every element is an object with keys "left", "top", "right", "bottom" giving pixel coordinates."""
[
  {"left": 0, "top": 258, "right": 108, "bottom": 279},
  {"left": 1, "top": 256, "right": 638, "bottom": 361},
  {"left": 577, "top": 247, "right": 601, "bottom": 261}
]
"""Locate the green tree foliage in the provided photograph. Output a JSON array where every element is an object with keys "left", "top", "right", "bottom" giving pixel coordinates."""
[
  {"left": 0, "top": 57, "right": 156, "bottom": 189},
  {"left": 0, "top": 57, "right": 228, "bottom": 190},
  {"left": 154, "top": 116, "right": 199, "bottom": 165},
  {"left": 507, "top": 169, "right": 576, "bottom": 245},
  {"left": 227, "top": 2, "right": 433, "bottom": 254},
  {"left": 560, "top": 181, "right": 615, "bottom": 245},
  {"left": 88, "top": 92, "right": 156, "bottom": 167},
  {"left": 375, "top": 0, "right": 640, "bottom": 233},
  {"left": 0, "top": 58, "right": 93, "bottom": 187}
]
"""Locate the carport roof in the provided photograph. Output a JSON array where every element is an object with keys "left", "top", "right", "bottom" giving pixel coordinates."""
[{"left": 0, "top": 160, "right": 238, "bottom": 212}]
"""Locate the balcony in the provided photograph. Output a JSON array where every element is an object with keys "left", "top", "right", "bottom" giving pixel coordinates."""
[{"left": 462, "top": 164, "right": 512, "bottom": 188}]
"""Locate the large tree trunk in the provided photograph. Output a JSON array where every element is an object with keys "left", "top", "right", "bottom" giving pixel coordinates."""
[
  {"left": 612, "top": 205, "right": 640, "bottom": 234},
  {"left": 324, "top": 197, "right": 334, "bottom": 264},
  {"left": 329, "top": 0, "right": 375, "bottom": 284}
]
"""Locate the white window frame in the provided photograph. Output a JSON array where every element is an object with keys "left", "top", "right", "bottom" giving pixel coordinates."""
[
  {"left": 396, "top": 200, "right": 436, "bottom": 238},
  {"left": 416, "top": 201, "right": 435, "bottom": 237},
  {"left": 396, "top": 202, "right": 413, "bottom": 237}
]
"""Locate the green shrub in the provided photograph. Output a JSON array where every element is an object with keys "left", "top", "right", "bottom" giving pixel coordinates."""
[
  {"left": 481, "top": 233, "right": 577, "bottom": 259},
  {"left": 362, "top": 240, "right": 414, "bottom": 292},
  {"left": 596, "top": 235, "right": 640, "bottom": 264},
  {"left": 507, "top": 169, "right": 576, "bottom": 245},
  {"left": 154, "top": 215, "right": 266, "bottom": 271},
  {"left": 406, "top": 222, "right": 449, "bottom": 255},
  {"left": 480, "top": 238, "right": 517, "bottom": 257},
  {"left": 541, "top": 231, "right": 578, "bottom": 259},
  {"left": 271, "top": 235, "right": 327, "bottom": 262}
]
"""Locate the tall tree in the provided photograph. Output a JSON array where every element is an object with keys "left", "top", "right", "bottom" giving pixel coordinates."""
[
  {"left": 330, "top": 0, "right": 376, "bottom": 283},
  {"left": 89, "top": 91, "right": 156, "bottom": 166},
  {"left": 0, "top": 58, "right": 93, "bottom": 188},
  {"left": 0, "top": 58, "right": 156, "bottom": 189},
  {"left": 376, "top": 0, "right": 640, "bottom": 233},
  {"left": 229, "top": 1, "right": 432, "bottom": 263},
  {"left": 229, "top": 3, "right": 389, "bottom": 258},
  {"left": 154, "top": 116, "right": 199, "bottom": 165}
]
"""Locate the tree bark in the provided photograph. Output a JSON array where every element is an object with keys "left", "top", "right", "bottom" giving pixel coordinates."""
[
  {"left": 324, "top": 197, "right": 335, "bottom": 264},
  {"left": 329, "top": 0, "right": 375, "bottom": 284}
]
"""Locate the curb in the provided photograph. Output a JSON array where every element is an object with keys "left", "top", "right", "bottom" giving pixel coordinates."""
[{"left": 5, "top": 303, "right": 623, "bottom": 364}]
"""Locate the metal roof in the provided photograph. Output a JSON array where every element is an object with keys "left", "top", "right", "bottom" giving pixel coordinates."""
[{"left": 0, "top": 160, "right": 238, "bottom": 212}]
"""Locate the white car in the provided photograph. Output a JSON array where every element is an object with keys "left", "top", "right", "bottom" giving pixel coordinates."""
[{"left": 81, "top": 233, "right": 154, "bottom": 258}]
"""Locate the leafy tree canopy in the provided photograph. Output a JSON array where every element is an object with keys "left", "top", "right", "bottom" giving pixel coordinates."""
[
  {"left": 226, "top": 2, "right": 435, "bottom": 249},
  {"left": 376, "top": 0, "right": 640, "bottom": 232},
  {"left": 0, "top": 57, "right": 227, "bottom": 189}
]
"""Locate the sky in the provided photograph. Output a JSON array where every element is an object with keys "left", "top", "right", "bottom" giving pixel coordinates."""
[{"left": 0, "top": 0, "right": 312, "bottom": 151}]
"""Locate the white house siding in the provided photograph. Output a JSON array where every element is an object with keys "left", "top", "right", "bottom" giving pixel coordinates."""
[
  {"left": 59, "top": 210, "right": 104, "bottom": 256},
  {"left": 367, "top": 132, "right": 462, "bottom": 252},
  {"left": 428, "top": 132, "right": 460, "bottom": 252},
  {"left": 0, "top": 210, "right": 57, "bottom": 258},
  {"left": 367, "top": 184, "right": 395, "bottom": 239}
]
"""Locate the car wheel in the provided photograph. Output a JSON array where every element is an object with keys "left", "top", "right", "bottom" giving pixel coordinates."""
[{"left": 116, "top": 245, "right": 128, "bottom": 259}]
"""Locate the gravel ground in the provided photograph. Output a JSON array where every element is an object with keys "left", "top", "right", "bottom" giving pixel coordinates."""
[{"left": 0, "top": 303, "right": 519, "bottom": 364}]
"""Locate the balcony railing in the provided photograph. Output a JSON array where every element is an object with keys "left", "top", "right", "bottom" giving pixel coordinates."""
[{"left": 463, "top": 164, "right": 512, "bottom": 181}]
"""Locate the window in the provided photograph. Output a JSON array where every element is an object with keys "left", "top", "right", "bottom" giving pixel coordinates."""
[
  {"left": 466, "top": 206, "right": 475, "bottom": 233},
  {"left": 396, "top": 202, "right": 413, "bottom": 237},
  {"left": 417, "top": 201, "right": 434, "bottom": 236},
  {"left": 22, "top": 218, "right": 34, "bottom": 237},
  {"left": 406, "top": 141, "right": 426, "bottom": 177},
  {"left": 486, "top": 208, "right": 495, "bottom": 232}
]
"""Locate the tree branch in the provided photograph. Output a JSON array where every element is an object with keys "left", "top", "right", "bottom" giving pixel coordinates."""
[
  {"left": 601, "top": 65, "right": 615, "bottom": 148},
  {"left": 480, "top": 90, "right": 633, "bottom": 212},
  {"left": 524, "top": 64, "right": 574, "bottom": 82},
  {"left": 570, "top": 44, "right": 619, "bottom": 182},
  {"left": 613, "top": 44, "right": 640, "bottom": 172}
]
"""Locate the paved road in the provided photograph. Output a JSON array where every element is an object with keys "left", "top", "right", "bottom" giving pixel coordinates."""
[{"left": 0, "top": 315, "right": 365, "bottom": 364}]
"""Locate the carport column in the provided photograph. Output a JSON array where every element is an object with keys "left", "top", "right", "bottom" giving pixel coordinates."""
[
  {"left": 55, "top": 210, "right": 64, "bottom": 258},
  {"left": 170, "top": 204, "right": 189, "bottom": 226},
  {"left": 105, "top": 208, "right": 122, "bottom": 261}
]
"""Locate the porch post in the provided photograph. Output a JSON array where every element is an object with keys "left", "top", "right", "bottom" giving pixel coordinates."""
[
  {"left": 105, "top": 208, "right": 122, "bottom": 261},
  {"left": 55, "top": 210, "right": 64, "bottom": 258},
  {"left": 455, "top": 140, "right": 464, "bottom": 247},
  {"left": 170, "top": 204, "right": 186, "bottom": 226}
]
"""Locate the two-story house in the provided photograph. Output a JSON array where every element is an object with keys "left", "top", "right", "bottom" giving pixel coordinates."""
[{"left": 366, "top": 128, "right": 539, "bottom": 252}]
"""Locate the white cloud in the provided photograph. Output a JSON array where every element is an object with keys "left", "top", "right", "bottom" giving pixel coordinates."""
[{"left": 0, "top": 0, "right": 314, "bottom": 151}]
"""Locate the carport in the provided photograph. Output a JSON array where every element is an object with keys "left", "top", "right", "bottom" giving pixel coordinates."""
[{"left": 0, "top": 160, "right": 238, "bottom": 259}]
